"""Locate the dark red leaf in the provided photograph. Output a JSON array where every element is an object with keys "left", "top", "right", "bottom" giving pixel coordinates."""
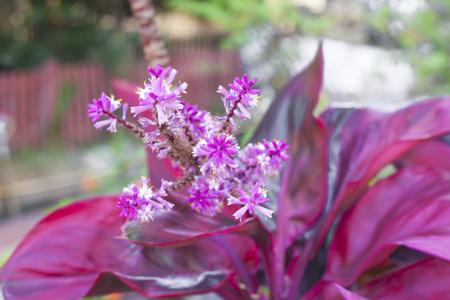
[
  {"left": 359, "top": 258, "right": 450, "bottom": 300},
  {"left": 306, "top": 259, "right": 450, "bottom": 299},
  {"left": 325, "top": 167, "right": 450, "bottom": 285},
  {"left": 316, "top": 97, "right": 450, "bottom": 249},
  {"left": 397, "top": 139, "right": 450, "bottom": 175},
  {"left": 251, "top": 42, "right": 323, "bottom": 143},
  {"left": 123, "top": 193, "right": 268, "bottom": 295},
  {"left": 303, "top": 281, "right": 367, "bottom": 300},
  {"left": 250, "top": 43, "right": 327, "bottom": 298},
  {"left": 1, "top": 197, "right": 233, "bottom": 299},
  {"left": 252, "top": 43, "right": 326, "bottom": 238},
  {"left": 123, "top": 196, "right": 263, "bottom": 247},
  {"left": 277, "top": 44, "right": 326, "bottom": 238}
]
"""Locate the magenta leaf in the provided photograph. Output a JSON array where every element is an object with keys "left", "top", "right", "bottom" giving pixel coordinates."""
[
  {"left": 316, "top": 97, "right": 450, "bottom": 248},
  {"left": 307, "top": 259, "right": 450, "bottom": 299},
  {"left": 250, "top": 43, "right": 328, "bottom": 298},
  {"left": 123, "top": 194, "right": 267, "bottom": 296},
  {"left": 336, "top": 97, "right": 450, "bottom": 208},
  {"left": 278, "top": 122, "right": 327, "bottom": 236},
  {"left": 359, "top": 258, "right": 450, "bottom": 300},
  {"left": 252, "top": 43, "right": 326, "bottom": 238},
  {"left": 251, "top": 43, "right": 323, "bottom": 143},
  {"left": 397, "top": 139, "right": 450, "bottom": 175},
  {"left": 0, "top": 197, "right": 234, "bottom": 299},
  {"left": 325, "top": 167, "right": 450, "bottom": 285},
  {"left": 304, "top": 281, "right": 367, "bottom": 300},
  {"left": 123, "top": 196, "right": 263, "bottom": 247}
]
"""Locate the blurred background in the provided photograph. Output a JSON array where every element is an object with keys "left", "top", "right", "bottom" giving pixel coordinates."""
[{"left": 0, "top": 0, "right": 449, "bottom": 275}]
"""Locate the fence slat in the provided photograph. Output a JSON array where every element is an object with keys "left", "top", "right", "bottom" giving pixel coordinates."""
[{"left": 0, "top": 36, "right": 241, "bottom": 151}]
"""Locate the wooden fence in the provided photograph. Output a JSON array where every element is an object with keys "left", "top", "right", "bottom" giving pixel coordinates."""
[{"left": 0, "top": 37, "right": 242, "bottom": 150}]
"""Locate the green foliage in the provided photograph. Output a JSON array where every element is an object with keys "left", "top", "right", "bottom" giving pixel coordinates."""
[
  {"left": 368, "top": 5, "right": 395, "bottom": 33},
  {"left": 368, "top": 164, "right": 397, "bottom": 186},
  {"left": 367, "top": 1, "right": 450, "bottom": 94},
  {"left": 166, "top": 0, "right": 332, "bottom": 46},
  {"left": 0, "top": 0, "right": 138, "bottom": 70},
  {"left": 46, "top": 197, "right": 76, "bottom": 213},
  {"left": 0, "top": 249, "right": 12, "bottom": 267}
]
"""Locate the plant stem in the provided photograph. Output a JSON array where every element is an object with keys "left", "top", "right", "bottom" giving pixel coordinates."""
[
  {"left": 221, "top": 94, "right": 242, "bottom": 133},
  {"left": 128, "top": 0, "right": 169, "bottom": 67},
  {"left": 102, "top": 110, "right": 145, "bottom": 139}
]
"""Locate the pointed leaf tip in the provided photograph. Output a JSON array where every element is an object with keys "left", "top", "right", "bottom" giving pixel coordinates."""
[{"left": 251, "top": 41, "right": 324, "bottom": 143}]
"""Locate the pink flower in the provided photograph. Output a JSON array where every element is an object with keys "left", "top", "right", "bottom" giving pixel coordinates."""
[
  {"left": 262, "top": 139, "right": 290, "bottom": 174},
  {"left": 87, "top": 93, "right": 121, "bottom": 132},
  {"left": 193, "top": 133, "right": 239, "bottom": 174},
  {"left": 238, "top": 139, "right": 290, "bottom": 183},
  {"left": 118, "top": 182, "right": 145, "bottom": 221},
  {"left": 181, "top": 101, "right": 208, "bottom": 138},
  {"left": 227, "top": 184, "right": 274, "bottom": 221},
  {"left": 118, "top": 177, "right": 174, "bottom": 223},
  {"left": 188, "top": 178, "right": 222, "bottom": 216},
  {"left": 131, "top": 65, "right": 187, "bottom": 124},
  {"left": 218, "top": 74, "right": 260, "bottom": 120}
]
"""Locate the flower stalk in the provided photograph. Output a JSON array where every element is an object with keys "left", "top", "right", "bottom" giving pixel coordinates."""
[
  {"left": 128, "top": 0, "right": 169, "bottom": 67},
  {"left": 88, "top": 65, "right": 289, "bottom": 224}
]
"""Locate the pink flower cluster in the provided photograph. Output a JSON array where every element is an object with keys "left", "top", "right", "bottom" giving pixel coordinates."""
[
  {"left": 117, "top": 177, "right": 173, "bottom": 222},
  {"left": 88, "top": 65, "right": 289, "bottom": 223},
  {"left": 87, "top": 93, "right": 125, "bottom": 132}
]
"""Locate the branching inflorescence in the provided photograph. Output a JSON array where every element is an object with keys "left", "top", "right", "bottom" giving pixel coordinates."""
[{"left": 88, "top": 65, "right": 289, "bottom": 223}]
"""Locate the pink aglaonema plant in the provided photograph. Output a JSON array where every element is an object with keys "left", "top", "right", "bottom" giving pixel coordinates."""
[{"left": 3, "top": 45, "right": 450, "bottom": 300}]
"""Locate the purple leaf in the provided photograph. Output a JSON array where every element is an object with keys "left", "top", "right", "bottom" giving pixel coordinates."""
[
  {"left": 307, "top": 259, "right": 450, "bottom": 299},
  {"left": 397, "top": 228, "right": 450, "bottom": 262},
  {"left": 123, "top": 194, "right": 263, "bottom": 247},
  {"left": 397, "top": 139, "right": 450, "bottom": 175},
  {"left": 1, "top": 197, "right": 234, "bottom": 299},
  {"left": 276, "top": 44, "right": 326, "bottom": 238},
  {"left": 251, "top": 43, "right": 323, "bottom": 143},
  {"left": 325, "top": 167, "right": 450, "bottom": 285},
  {"left": 254, "top": 43, "right": 326, "bottom": 238},
  {"left": 251, "top": 43, "right": 327, "bottom": 298},
  {"left": 359, "top": 258, "right": 450, "bottom": 300},
  {"left": 316, "top": 97, "right": 450, "bottom": 249},
  {"left": 123, "top": 194, "right": 267, "bottom": 295},
  {"left": 303, "top": 281, "right": 367, "bottom": 300}
]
